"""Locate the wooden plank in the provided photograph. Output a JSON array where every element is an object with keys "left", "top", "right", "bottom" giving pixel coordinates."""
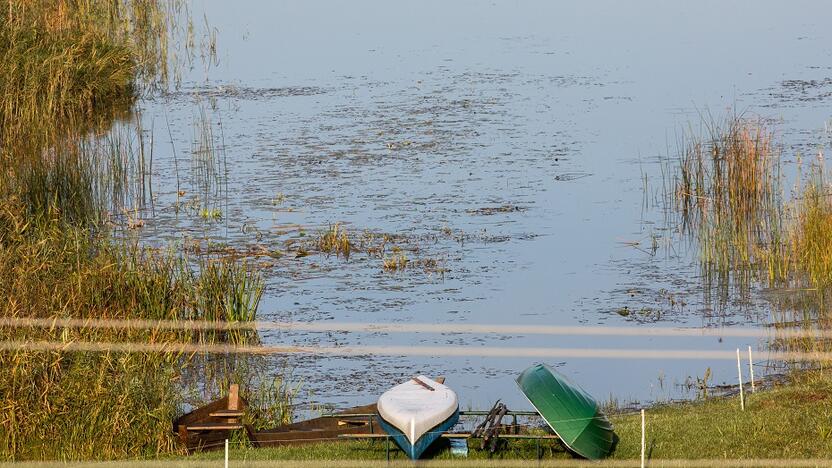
[
  {"left": 321, "top": 413, "right": 377, "bottom": 418},
  {"left": 411, "top": 377, "right": 435, "bottom": 391},
  {"left": 252, "top": 424, "right": 384, "bottom": 446},
  {"left": 209, "top": 410, "right": 245, "bottom": 418},
  {"left": 173, "top": 397, "right": 230, "bottom": 428},
  {"left": 186, "top": 424, "right": 244, "bottom": 431},
  {"left": 228, "top": 384, "right": 240, "bottom": 411},
  {"left": 337, "top": 420, "right": 369, "bottom": 426}
]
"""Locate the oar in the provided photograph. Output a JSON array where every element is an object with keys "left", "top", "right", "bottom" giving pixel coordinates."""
[{"left": 411, "top": 377, "right": 435, "bottom": 391}]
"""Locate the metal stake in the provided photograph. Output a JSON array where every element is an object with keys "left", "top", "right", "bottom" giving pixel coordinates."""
[{"left": 748, "top": 345, "right": 755, "bottom": 393}]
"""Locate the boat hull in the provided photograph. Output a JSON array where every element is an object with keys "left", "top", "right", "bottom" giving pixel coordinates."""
[
  {"left": 516, "top": 364, "right": 615, "bottom": 460},
  {"left": 378, "top": 409, "right": 459, "bottom": 459}
]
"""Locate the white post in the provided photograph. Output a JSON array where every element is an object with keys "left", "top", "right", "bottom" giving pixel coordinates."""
[
  {"left": 736, "top": 348, "right": 745, "bottom": 411},
  {"left": 640, "top": 409, "right": 646, "bottom": 468},
  {"left": 224, "top": 439, "right": 229, "bottom": 468},
  {"left": 748, "top": 345, "right": 755, "bottom": 393}
]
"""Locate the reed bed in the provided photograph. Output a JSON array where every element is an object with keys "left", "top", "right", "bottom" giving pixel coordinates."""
[
  {"left": 0, "top": 0, "right": 289, "bottom": 461},
  {"left": 189, "top": 107, "right": 226, "bottom": 220},
  {"left": 792, "top": 170, "right": 832, "bottom": 293},
  {"left": 0, "top": 182, "right": 268, "bottom": 460},
  {"left": 674, "top": 114, "right": 785, "bottom": 292},
  {"left": 0, "top": 0, "right": 175, "bottom": 142},
  {"left": 671, "top": 113, "right": 832, "bottom": 357}
]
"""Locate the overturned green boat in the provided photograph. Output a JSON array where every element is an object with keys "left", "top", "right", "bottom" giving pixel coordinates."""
[{"left": 516, "top": 364, "right": 615, "bottom": 460}]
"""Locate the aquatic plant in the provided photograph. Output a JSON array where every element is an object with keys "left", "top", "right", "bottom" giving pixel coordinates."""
[
  {"left": 382, "top": 251, "right": 409, "bottom": 271},
  {"left": 792, "top": 170, "right": 832, "bottom": 292},
  {"left": 670, "top": 113, "right": 832, "bottom": 359},
  {"left": 674, "top": 114, "right": 785, "bottom": 292},
  {"left": 316, "top": 223, "right": 353, "bottom": 259},
  {"left": 244, "top": 376, "right": 301, "bottom": 431},
  {"left": 190, "top": 107, "right": 227, "bottom": 220},
  {"left": 0, "top": 0, "right": 176, "bottom": 142}
]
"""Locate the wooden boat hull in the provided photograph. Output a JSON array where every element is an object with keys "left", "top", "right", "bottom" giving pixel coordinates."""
[
  {"left": 516, "top": 364, "right": 615, "bottom": 460},
  {"left": 251, "top": 403, "right": 385, "bottom": 447},
  {"left": 176, "top": 398, "right": 385, "bottom": 452}
]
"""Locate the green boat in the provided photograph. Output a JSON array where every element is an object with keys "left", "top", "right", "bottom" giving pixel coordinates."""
[{"left": 516, "top": 364, "right": 615, "bottom": 460}]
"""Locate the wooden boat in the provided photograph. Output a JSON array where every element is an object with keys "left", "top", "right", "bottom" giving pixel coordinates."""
[
  {"left": 174, "top": 384, "right": 254, "bottom": 452},
  {"left": 174, "top": 384, "right": 385, "bottom": 452},
  {"left": 250, "top": 403, "right": 385, "bottom": 447},
  {"left": 376, "top": 375, "right": 459, "bottom": 459},
  {"left": 516, "top": 364, "right": 615, "bottom": 460}
]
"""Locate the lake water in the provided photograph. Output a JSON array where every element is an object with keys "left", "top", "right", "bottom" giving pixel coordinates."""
[{"left": 133, "top": 0, "right": 832, "bottom": 412}]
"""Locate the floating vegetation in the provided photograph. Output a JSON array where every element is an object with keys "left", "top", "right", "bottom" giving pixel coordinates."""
[
  {"left": 554, "top": 172, "right": 593, "bottom": 181},
  {"left": 315, "top": 223, "right": 352, "bottom": 259},
  {"left": 271, "top": 192, "right": 286, "bottom": 205},
  {"left": 466, "top": 204, "right": 525, "bottom": 216},
  {"left": 199, "top": 208, "right": 222, "bottom": 220},
  {"left": 382, "top": 251, "right": 409, "bottom": 271},
  {"left": 162, "top": 84, "right": 326, "bottom": 101}
]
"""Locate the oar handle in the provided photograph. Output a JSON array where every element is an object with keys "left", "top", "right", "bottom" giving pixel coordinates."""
[{"left": 411, "top": 377, "right": 435, "bottom": 391}]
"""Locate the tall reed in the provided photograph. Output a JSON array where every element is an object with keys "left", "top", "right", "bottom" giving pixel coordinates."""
[
  {"left": 0, "top": 1, "right": 287, "bottom": 460},
  {"left": 675, "top": 114, "right": 784, "bottom": 292},
  {"left": 671, "top": 114, "right": 832, "bottom": 358}
]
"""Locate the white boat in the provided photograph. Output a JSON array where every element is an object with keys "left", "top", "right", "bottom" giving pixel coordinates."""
[{"left": 376, "top": 375, "right": 459, "bottom": 459}]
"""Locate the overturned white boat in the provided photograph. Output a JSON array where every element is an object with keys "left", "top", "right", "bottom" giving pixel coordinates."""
[{"left": 376, "top": 375, "right": 459, "bottom": 459}]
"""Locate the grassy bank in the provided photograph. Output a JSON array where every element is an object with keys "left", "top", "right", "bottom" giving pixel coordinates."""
[{"left": 172, "top": 371, "right": 832, "bottom": 463}]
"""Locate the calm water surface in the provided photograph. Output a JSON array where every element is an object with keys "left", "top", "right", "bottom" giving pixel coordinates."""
[{"left": 133, "top": 1, "right": 832, "bottom": 411}]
